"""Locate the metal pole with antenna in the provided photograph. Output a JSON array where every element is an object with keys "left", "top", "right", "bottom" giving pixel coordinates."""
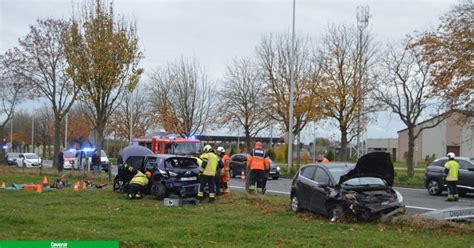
[
  {"left": 287, "top": 0, "right": 296, "bottom": 172},
  {"left": 355, "top": 5, "right": 370, "bottom": 159}
]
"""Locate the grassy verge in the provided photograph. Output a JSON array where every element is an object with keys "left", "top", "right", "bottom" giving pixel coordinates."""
[{"left": 0, "top": 166, "right": 473, "bottom": 247}]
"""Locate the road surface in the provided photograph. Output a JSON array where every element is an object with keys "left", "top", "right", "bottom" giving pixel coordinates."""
[{"left": 228, "top": 177, "right": 474, "bottom": 214}]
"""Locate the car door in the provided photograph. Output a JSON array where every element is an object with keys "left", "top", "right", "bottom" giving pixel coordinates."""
[
  {"left": 458, "top": 159, "right": 474, "bottom": 189},
  {"left": 310, "top": 167, "right": 331, "bottom": 214},
  {"left": 296, "top": 166, "right": 316, "bottom": 209}
]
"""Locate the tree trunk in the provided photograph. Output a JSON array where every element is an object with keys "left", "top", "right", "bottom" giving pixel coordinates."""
[
  {"left": 52, "top": 117, "right": 62, "bottom": 169},
  {"left": 340, "top": 128, "right": 348, "bottom": 162},
  {"left": 296, "top": 134, "right": 301, "bottom": 167},
  {"left": 407, "top": 129, "right": 415, "bottom": 177},
  {"left": 245, "top": 128, "right": 251, "bottom": 154}
]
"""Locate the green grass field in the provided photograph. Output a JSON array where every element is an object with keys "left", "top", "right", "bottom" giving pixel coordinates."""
[{"left": 0, "top": 166, "right": 473, "bottom": 247}]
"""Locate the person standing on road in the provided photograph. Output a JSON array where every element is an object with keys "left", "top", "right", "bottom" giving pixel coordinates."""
[
  {"left": 197, "top": 145, "right": 219, "bottom": 203},
  {"left": 247, "top": 141, "right": 270, "bottom": 194},
  {"left": 444, "top": 152, "right": 460, "bottom": 201},
  {"left": 57, "top": 150, "right": 64, "bottom": 174},
  {"left": 91, "top": 149, "right": 101, "bottom": 174},
  {"left": 217, "top": 147, "right": 231, "bottom": 195}
]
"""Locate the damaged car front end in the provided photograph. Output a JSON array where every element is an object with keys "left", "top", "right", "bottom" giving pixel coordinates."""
[{"left": 291, "top": 152, "right": 405, "bottom": 222}]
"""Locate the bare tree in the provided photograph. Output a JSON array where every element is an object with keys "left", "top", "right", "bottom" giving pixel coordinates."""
[
  {"left": 148, "top": 58, "right": 214, "bottom": 137},
  {"left": 375, "top": 39, "right": 446, "bottom": 177},
  {"left": 2, "top": 19, "right": 79, "bottom": 168},
  {"left": 316, "top": 24, "right": 378, "bottom": 161},
  {"left": 257, "top": 33, "right": 321, "bottom": 160},
  {"left": 219, "top": 58, "right": 270, "bottom": 150},
  {"left": 108, "top": 88, "right": 155, "bottom": 142},
  {"left": 0, "top": 58, "right": 29, "bottom": 161},
  {"left": 64, "top": 0, "right": 143, "bottom": 154}
]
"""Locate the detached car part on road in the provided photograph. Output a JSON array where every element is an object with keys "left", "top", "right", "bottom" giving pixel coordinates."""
[{"left": 291, "top": 152, "right": 405, "bottom": 222}]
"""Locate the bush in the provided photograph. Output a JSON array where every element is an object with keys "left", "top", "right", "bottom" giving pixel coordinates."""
[
  {"left": 326, "top": 150, "right": 335, "bottom": 161},
  {"left": 266, "top": 149, "right": 276, "bottom": 160}
]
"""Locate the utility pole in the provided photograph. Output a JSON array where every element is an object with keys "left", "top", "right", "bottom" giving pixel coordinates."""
[
  {"left": 355, "top": 5, "right": 370, "bottom": 159},
  {"left": 287, "top": 0, "right": 296, "bottom": 171},
  {"left": 31, "top": 114, "right": 35, "bottom": 153},
  {"left": 10, "top": 114, "right": 13, "bottom": 152}
]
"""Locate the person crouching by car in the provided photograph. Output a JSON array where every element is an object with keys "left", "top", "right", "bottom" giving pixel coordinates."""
[
  {"left": 197, "top": 145, "right": 218, "bottom": 203},
  {"left": 128, "top": 169, "right": 151, "bottom": 200}
]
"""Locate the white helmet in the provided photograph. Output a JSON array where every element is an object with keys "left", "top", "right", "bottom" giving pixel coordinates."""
[
  {"left": 203, "top": 145, "right": 212, "bottom": 153},
  {"left": 217, "top": 146, "right": 225, "bottom": 153},
  {"left": 447, "top": 152, "right": 455, "bottom": 159}
]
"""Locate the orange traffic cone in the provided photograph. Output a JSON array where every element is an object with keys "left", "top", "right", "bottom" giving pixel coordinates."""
[
  {"left": 241, "top": 170, "right": 246, "bottom": 180},
  {"left": 36, "top": 184, "right": 43, "bottom": 193},
  {"left": 0, "top": 182, "right": 5, "bottom": 189},
  {"left": 42, "top": 176, "right": 49, "bottom": 187},
  {"left": 74, "top": 182, "right": 79, "bottom": 191},
  {"left": 82, "top": 181, "right": 87, "bottom": 190}
]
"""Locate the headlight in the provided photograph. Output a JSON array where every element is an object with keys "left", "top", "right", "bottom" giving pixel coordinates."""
[
  {"left": 158, "top": 169, "right": 167, "bottom": 176},
  {"left": 169, "top": 171, "right": 178, "bottom": 177},
  {"left": 394, "top": 190, "right": 403, "bottom": 203},
  {"left": 276, "top": 166, "right": 281, "bottom": 171}
]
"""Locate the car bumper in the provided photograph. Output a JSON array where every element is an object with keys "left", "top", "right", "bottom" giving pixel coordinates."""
[{"left": 164, "top": 181, "right": 200, "bottom": 197}]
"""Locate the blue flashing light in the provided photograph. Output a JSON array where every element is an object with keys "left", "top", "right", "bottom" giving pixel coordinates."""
[
  {"left": 2, "top": 145, "right": 7, "bottom": 150},
  {"left": 190, "top": 135, "right": 196, "bottom": 139},
  {"left": 82, "top": 147, "right": 94, "bottom": 152},
  {"left": 68, "top": 148, "right": 77, "bottom": 153}
]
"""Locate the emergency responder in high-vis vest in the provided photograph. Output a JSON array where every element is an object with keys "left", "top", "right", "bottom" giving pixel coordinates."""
[
  {"left": 217, "top": 146, "right": 231, "bottom": 195},
  {"left": 128, "top": 170, "right": 151, "bottom": 200},
  {"left": 444, "top": 152, "right": 460, "bottom": 201},
  {"left": 247, "top": 141, "right": 270, "bottom": 194},
  {"left": 197, "top": 145, "right": 219, "bottom": 203}
]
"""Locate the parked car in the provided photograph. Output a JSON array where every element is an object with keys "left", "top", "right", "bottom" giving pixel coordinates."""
[
  {"left": 146, "top": 154, "right": 200, "bottom": 200},
  {"left": 63, "top": 150, "right": 76, "bottom": 170},
  {"left": 290, "top": 152, "right": 405, "bottom": 221},
  {"left": 6, "top": 152, "right": 20, "bottom": 165},
  {"left": 424, "top": 157, "right": 474, "bottom": 196},
  {"left": 229, "top": 153, "right": 248, "bottom": 178},
  {"left": 17, "top": 153, "right": 42, "bottom": 168},
  {"left": 229, "top": 153, "right": 280, "bottom": 180}
]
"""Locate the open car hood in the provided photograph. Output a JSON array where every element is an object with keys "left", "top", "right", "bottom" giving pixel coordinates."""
[{"left": 339, "top": 152, "right": 394, "bottom": 187}]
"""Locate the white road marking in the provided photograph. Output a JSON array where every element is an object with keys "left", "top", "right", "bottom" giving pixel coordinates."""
[{"left": 405, "top": 206, "right": 437, "bottom": 211}]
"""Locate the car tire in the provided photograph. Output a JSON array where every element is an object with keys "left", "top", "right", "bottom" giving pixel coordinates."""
[
  {"left": 427, "top": 178, "right": 443, "bottom": 196},
  {"left": 272, "top": 176, "right": 279, "bottom": 180},
  {"left": 113, "top": 177, "right": 126, "bottom": 193},
  {"left": 151, "top": 182, "right": 167, "bottom": 200},
  {"left": 291, "top": 194, "right": 301, "bottom": 213}
]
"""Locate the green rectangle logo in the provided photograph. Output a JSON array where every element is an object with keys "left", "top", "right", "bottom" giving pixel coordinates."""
[{"left": 0, "top": 241, "right": 119, "bottom": 248}]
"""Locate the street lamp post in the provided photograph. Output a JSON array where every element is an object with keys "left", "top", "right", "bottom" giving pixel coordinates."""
[{"left": 287, "top": 0, "right": 296, "bottom": 172}]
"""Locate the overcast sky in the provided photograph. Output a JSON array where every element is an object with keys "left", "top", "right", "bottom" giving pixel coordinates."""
[{"left": 0, "top": 0, "right": 458, "bottom": 142}]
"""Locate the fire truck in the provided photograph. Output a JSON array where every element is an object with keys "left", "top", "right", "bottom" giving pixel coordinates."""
[{"left": 132, "top": 136, "right": 201, "bottom": 156}]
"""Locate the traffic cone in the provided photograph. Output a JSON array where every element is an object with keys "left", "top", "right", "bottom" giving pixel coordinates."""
[
  {"left": 42, "top": 176, "right": 49, "bottom": 187},
  {"left": 0, "top": 182, "right": 5, "bottom": 189},
  {"left": 241, "top": 170, "right": 246, "bottom": 180},
  {"left": 82, "top": 181, "right": 87, "bottom": 190},
  {"left": 36, "top": 184, "right": 43, "bottom": 193},
  {"left": 74, "top": 182, "right": 79, "bottom": 191}
]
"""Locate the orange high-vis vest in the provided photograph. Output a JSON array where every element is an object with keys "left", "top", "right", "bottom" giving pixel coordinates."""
[
  {"left": 223, "top": 154, "right": 230, "bottom": 170},
  {"left": 247, "top": 149, "right": 270, "bottom": 170}
]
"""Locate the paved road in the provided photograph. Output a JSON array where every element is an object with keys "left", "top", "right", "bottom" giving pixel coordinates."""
[{"left": 228, "top": 177, "right": 474, "bottom": 214}]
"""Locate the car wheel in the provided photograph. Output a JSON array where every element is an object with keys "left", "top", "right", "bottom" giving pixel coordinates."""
[
  {"left": 151, "top": 182, "right": 167, "bottom": 200},
  {"left": 291, "top": 194, "right": 301, "bottom": 213},
  {"left": 272, "top": 177, "right": 279, "bottom": 180},
  {"left": 113, "top": 177, "right": 126, "bottom": 193},
  {"left": 427, "top": 179, "right": 443, "bottom": 195}
]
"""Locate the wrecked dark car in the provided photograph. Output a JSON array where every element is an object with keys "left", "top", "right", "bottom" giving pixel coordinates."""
[
  {"left": 113, "top": 145, "right": 154, "bottom": 193},
  {"left": 145, "top": 154, "right": 200, "bottom": 200},
  {"left": 290, "top": 152, "right": 405, "bottom": 221}
]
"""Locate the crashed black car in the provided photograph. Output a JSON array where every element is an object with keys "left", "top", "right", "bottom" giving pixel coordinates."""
[
  {"left": 145, "top": 154, "right": 200, "bottom": 200},
  {"left": 290, "top": 152, "right": 405, "bottom": 221}
]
